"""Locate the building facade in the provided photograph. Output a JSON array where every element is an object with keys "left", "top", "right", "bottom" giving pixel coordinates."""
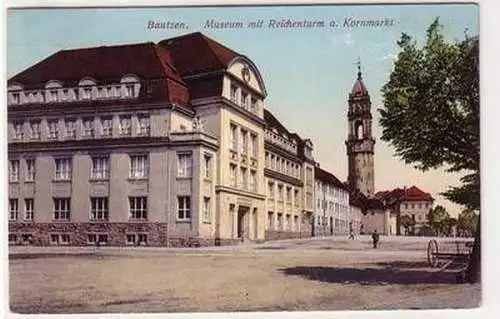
[
  {"left": 263, "top": 110, "right": 314, "bottom": 240},
  {"left": 313, "top": 166, "right": 350, "bottom": 236},
  {"left": 7, "top": 32, "right": 272, "bottom": 246}
]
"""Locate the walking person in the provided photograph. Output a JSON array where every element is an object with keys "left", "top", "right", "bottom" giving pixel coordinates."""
[
  {"left": 372, "top": 229, "right": 380, "bottom": 249},
  {"left": 348, "top": 222, "right": 355, "bottom": 240}
]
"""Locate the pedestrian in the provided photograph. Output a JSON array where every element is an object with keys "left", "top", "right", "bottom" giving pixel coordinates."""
[
  {"left": 372, "top": 229, "right": 380, "bottom": 249},
  {"left": 348, "top": 222, "right": 355, "bottom": 240}
]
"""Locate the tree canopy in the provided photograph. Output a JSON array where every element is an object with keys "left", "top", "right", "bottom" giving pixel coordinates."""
[{"left": 379, "top": 18, "right": 479, "bottom": 210}]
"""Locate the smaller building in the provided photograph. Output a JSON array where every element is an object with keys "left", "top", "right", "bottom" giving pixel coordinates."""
[
  {"left": 348, "top": 188, "right": 391, "bottom": 235},
  {"left": 313, "top": 166, "right": 350, "bottom": 236},
  {"left": 376, "top": 186, "right": 434, "bottom": 236}
]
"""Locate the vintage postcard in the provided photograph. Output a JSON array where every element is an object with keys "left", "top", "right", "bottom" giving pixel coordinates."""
[{"left": 5, "top": 1, "right": 482, "bottom": 316}]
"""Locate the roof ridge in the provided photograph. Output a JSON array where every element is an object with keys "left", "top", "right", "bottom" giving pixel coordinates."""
[
  {"left": 59, "top": 41, "right": 154, "bottom": 53},
  {"left": 151, "top": 44, "right": 186, "bottom": 86}
]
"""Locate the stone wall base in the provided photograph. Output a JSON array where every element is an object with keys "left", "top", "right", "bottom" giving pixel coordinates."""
[{"left": 265, "top": 230, "right": 310, "bottom": 241}]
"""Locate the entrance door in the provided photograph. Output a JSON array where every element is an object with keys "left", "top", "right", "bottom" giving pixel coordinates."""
[
  {"left": 237, "top": 206, "right": 248, "bottom": 239},
  {"left": 330, "top": 217, "right": 334, "bottom": 235}
]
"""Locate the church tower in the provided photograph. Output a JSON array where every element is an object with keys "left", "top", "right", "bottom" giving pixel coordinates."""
[{"left": 345, "top": 63, "right": 375, "bottom": 197}]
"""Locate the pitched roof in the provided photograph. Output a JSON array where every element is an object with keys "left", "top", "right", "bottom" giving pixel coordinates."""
[
  {"left": 9, "top": 42, "right": 185, "bottom": 88},
  {"left": 158, "top": 32, "right": 239, "bottom": 77},
  {"left": 264, "top": 109, "right": 292, "bottom": 136},
  {"left": 314, "top": 166, "right": 348, "bottom": 190},
  {"left": 375, "top": 186, "right": 434, "bottom": 202}
]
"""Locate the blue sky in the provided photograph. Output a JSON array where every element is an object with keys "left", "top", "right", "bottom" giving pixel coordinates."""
[{"left": 7, "top": 4, "right": 479, "bottom": 216}]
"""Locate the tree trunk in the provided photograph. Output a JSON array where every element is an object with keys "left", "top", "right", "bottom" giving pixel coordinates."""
[{"left": 465, "top": 213, "right": 480, "bottom": 283}]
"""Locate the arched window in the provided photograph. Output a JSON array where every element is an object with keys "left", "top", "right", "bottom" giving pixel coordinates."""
[{"left": 355, "top": 122, "right": 363, "bottom": 139}]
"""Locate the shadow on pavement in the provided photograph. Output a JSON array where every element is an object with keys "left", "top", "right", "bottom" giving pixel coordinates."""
[{"left": 279, "top": 263, "right": 462, "bottom": 285}]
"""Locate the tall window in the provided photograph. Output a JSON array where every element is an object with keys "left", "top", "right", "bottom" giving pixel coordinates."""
[
  {"left": 82, "top": 87, "right": 92, "bottom": 100},
  {"left": 177, "top": 153, "right": 192, "bottom": 178},
  {"left": 91, "top": 157, "right": 109, "bottom": 180},
  {"left": 306, "top": 167, "right": 313, "bottom": 186},
  {"left": 82, "top": 118, "right": 94, "bottom": 138},
  {"left": 230, "top": 164, "right": 237, "bottom": 187},
  {"left": 101, "top": 117, "right": 113, "bottom": 137},
  {"left": 277, "top": 213, "right": 283, "bottom": 230},
  {"left": 119, "top": 116, "right": 132, "bottom": 136},
  {"left": 47, "top": 120, "right": 59, "bottom": 140},
  {"left": 90, "top": 197, "right": 108, "bottom": 220},
  {"left": 125, "top": 84, "right": 134, "bottom": 97},
  {"left": 11, "top": 92, "right": 20, "bottom": 104},
  {"left": 129, "top": 197, "right": 147, "bottom": 220},
  {"left": 286, "top": 187, "right": 292, "bottom": 202},
  {"left": 241, "top": 91, "right": 249, "bottom": 109},
  {"left": 55, "top": 158, "right": 71, "bottom": 180},
  {"left": 24, "top": 199, "right": 34, "bottom": 220},
  {"left": 203, "top": 197, "right": 211, "bottom": 222},
  {"left": 130, "top": 155, "right": 148, "bottom": 179},
  {"left": 65, "top": 120, "right": 76, "bottom": 139},
  {"left": 240, "top": 129, "right": 248, "bottom": 155},
  {"left": 49, "top": 90, "right": 58, "bottom": 102},
  {"left": 26, "top": 159, "right": 35, "bottom": 181},
  {"left": 9, "top": 199, "right": 18, "bottom": 221},
  {"left": 230, "top": 124, "right": 237, "bottom": 150},
  {"left": 230, "top": 84, "right": 238, "bottom": 102},
  {"left": 53, "top": 198, "right": 71, "bottom": 220},
  {"left": 203, "top": 154, "right": 212, "bottom": 179},
  {"left": 9, "top": 160, "right": 19, "bottom": 182},
  {"left": 240, "top": 167, "right": 247, "bottom": 189},
  {"left": 278, "top": 185, "right": 284, "bottom": 201},
  {"left": 268, "top": 182, "right": 275, "bottom": 198},
  {"left": 250, "top": 134, "right": 257, "bottom": 158},
  {"left": 30, "top": 121, "right": 41, "bottom": 140},
  {"left": 250, "top": 170, "right": 257, "bottom": 191},
  {"left": 137, "top": 115, "right": 150, "bottom": 136},
  {"left": 177, "top": 196, "right": 191, "bottom": 220},
  {"left": 13, "top": 122, "right": 24, "bottom": 140},
  {"left": 250, "top": 97, "right": 258, "bottom": 113},
  {"left": 268, "top": 212, "right": 274, "bottom": 230}
]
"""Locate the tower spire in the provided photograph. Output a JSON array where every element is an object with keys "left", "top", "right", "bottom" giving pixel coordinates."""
[{"left": 356, "top": 57, "right": 362, "bottom": 80}]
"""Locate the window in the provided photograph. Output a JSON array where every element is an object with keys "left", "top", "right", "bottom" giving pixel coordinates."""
[
  {"left": 294, "top": 216, "right": 299, "bottom": 231},
  {"left": 268, "top": 182, "right": 274, "bottom": 198},
  {"left": 278, "top": 185, "right": 283, "bottom": 201},
  {"left": 203, "top": 197, "right": 211, "bottom": 222},
  {"left": 13, "top": 122, "right": 24, "bottom": 140},
  {"left": 24, "top": 199, "right": 34, "bottom": 220},
  {"left": 9, "top": 234, "right": 18, "bottom": 244},
  {"left": 177, "top": 196, "right": 191, "bottom": 220},
  {"left": 240, "top": 167, "right": 247, "bottom": 189},
  {"left": 90, "top": 197, "right": 108, "bottom": 220},
  {"left": 91, "top": 157, "right": 109, "bottom": 180},
  {"left": 9, "top": 160, "right": 19, "bottom": 182},
  {"left": 177, "top": 153, "right": 192, "bottom": 178},
  {"left": 249, "top": 170, "right": 257, "bottom": 191},
  {"left": 230, "top": 124, "right": 238, "bottom": 150},
  {"left": 82, "top": 87, "right": 92, "bottom": 100},
  {"left": 53, "top": 198, "right": 71, "bottom": 220},
  {"left": 101, "top": 117, "right": 113, "bottom": 137},
  {"left": 55, "top": 158, "right": 71, "bottom": 180},
  {"left": 277, "top": 213, "right": 283, "bottom": 230},
  {"left": 306, "top": 167, "right": 313, "bottom": 186},
  {"left": 137, "top": 115, "right": 150, "bottom": 136},
  {"left": 9, "top": 199, "right": 18, "bottom": 221},
  {"left": 126, "top": 234, "right": 136, "bottom": 245},
  {"left": 268, "top": 212, "right": 274, "bottom": 230},
  {"left": 50, "top": 234, "right": 70, "bottom": 245},
  {"left": 30, "top": 121, "right": 41, "bottom": 140},
  {"left": 130, "top": 155, "right": 148, "bottom": 179},
  {"left": 11, "top": 92, "right": 20, "bottom": 104},
  {"left": 250, "top": 97, "right": 258, "bottom": 113},
  {"left": 240, "top": 129, "right": 248, "bottom": 155},
  {"left": 203, "top": 154, "right": 212, "bottom": 179},
  {"left": 286, "top": 214, "right": 292, "bottom": 230},
  {"left": 241, "top": 91, "right": 249, "bottom": 109},
  {"left": 65, "top": 120, "right": 76, "bottom": 139},
  {"left": 82, "top": 118, "right": 94, "bottom": 138},
  {"left": 230, "top": 164, "right": 237, "bottom": 187},
  {"left": 265, "top": 152, "right": 270, "bottom": 167},
  {"left": 250, "top": 134, "right": 257, "bottom": 158},
  {"left": 114, "top": 86, "right": 122, "bottom": 97},
  {"left": 49, "top": 90, "right": 58, "bottom": 102},
  {"left": 119, "top": 116, "right": 132, "bottom": 136},
  {"left": 286, "top": 187, "right": 292, "bottom": 202},
  {"left": 88, "top": 234, "right": 108, "bottom": 245},
  {"left": 230, "top": 84, "right": 238, "bottom": 102},
  {"left": 125, "top": 84, "right": 135, "bottom": 97},
  {"left": 47, "top": 120, "right": 59, "bottom": 140},
  {"left": 98, "top": 87, "right": 106, "bottom": 98},
  {"left": 129, "top": 197, "right": 147, "bottom": 220}
]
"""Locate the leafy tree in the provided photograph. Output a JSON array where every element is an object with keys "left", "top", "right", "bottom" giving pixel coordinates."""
[
  {"left": 426, "top": 205, "right": 450, "bottom": 236},
  {"left": 379, "top": 18, "right": 480, "bottom": 282},
  {"left": 457, "top": 208, "right": 478, "bottom": 237},
  {"left": 399, "top": 214, "right": 416, "bottom": 235}
]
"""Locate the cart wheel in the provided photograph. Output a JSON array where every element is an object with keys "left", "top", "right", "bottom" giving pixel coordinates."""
[{"left": 427, "top": 239, "right": 439, "bottom": 267}]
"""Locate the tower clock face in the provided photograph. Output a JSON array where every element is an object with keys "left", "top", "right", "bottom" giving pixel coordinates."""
[{"left": 242, "top": 66, "right": 251, "bottom": 83}]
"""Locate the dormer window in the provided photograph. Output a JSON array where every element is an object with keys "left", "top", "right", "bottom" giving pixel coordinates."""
[
  {"left": 98, "top": 87, "right": 106, "bottom": 98},
  {"left": 241, "top": 92, "right": 249, "bottom": 109},
  {"left": 49, "top": 90, "right": 58, "bottom": 102},
  {"left": 11, "top": 92, "right": 20, "bottom": 104},
  {"left": 82, "top": 87, "right": 92, "bottom": 100},
  {"left": 230, "top": 85, "right": 238, "bottom": 103},
  {"left": 250, "top": 97, "right": 258, "bottom": 113},
  {"left": 114, "top": 86, "right": 122, "bottom": 97},
  {"left": 107, "top": 87, "right": 113, "bottom": 97},
  {"left": 125, "top": 85, "right": 134, "bottom": 98}
]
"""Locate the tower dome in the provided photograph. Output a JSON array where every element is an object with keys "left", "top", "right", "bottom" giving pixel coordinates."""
[{"left": 351, "top": 63, "right": 368, "bottom": 96}]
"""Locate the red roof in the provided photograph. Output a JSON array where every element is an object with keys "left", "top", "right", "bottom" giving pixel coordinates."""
[{"left": 375, "top": 186, "right": 434, "bottom": 202}]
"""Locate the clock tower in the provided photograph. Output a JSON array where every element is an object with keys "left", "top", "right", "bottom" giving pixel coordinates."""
[{"left": 345, "top": 63, "right": 375, "bottom": 197}]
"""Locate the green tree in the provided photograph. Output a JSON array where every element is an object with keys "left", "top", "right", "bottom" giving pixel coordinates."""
[
  {"left": 442, "top": 217, "right": 457, "bottom": 237},
  {"left": 426, "top": 205, "right": 450, "bottom": 236},
  {"left": 457, "top": 209, "right": 478, "bottom": 237},
  {"left": 379, "top": 18, "right": 480, "bottom": 282},
  {"left": 399, "top": 215, "right": 416, "bottom": 235}
]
